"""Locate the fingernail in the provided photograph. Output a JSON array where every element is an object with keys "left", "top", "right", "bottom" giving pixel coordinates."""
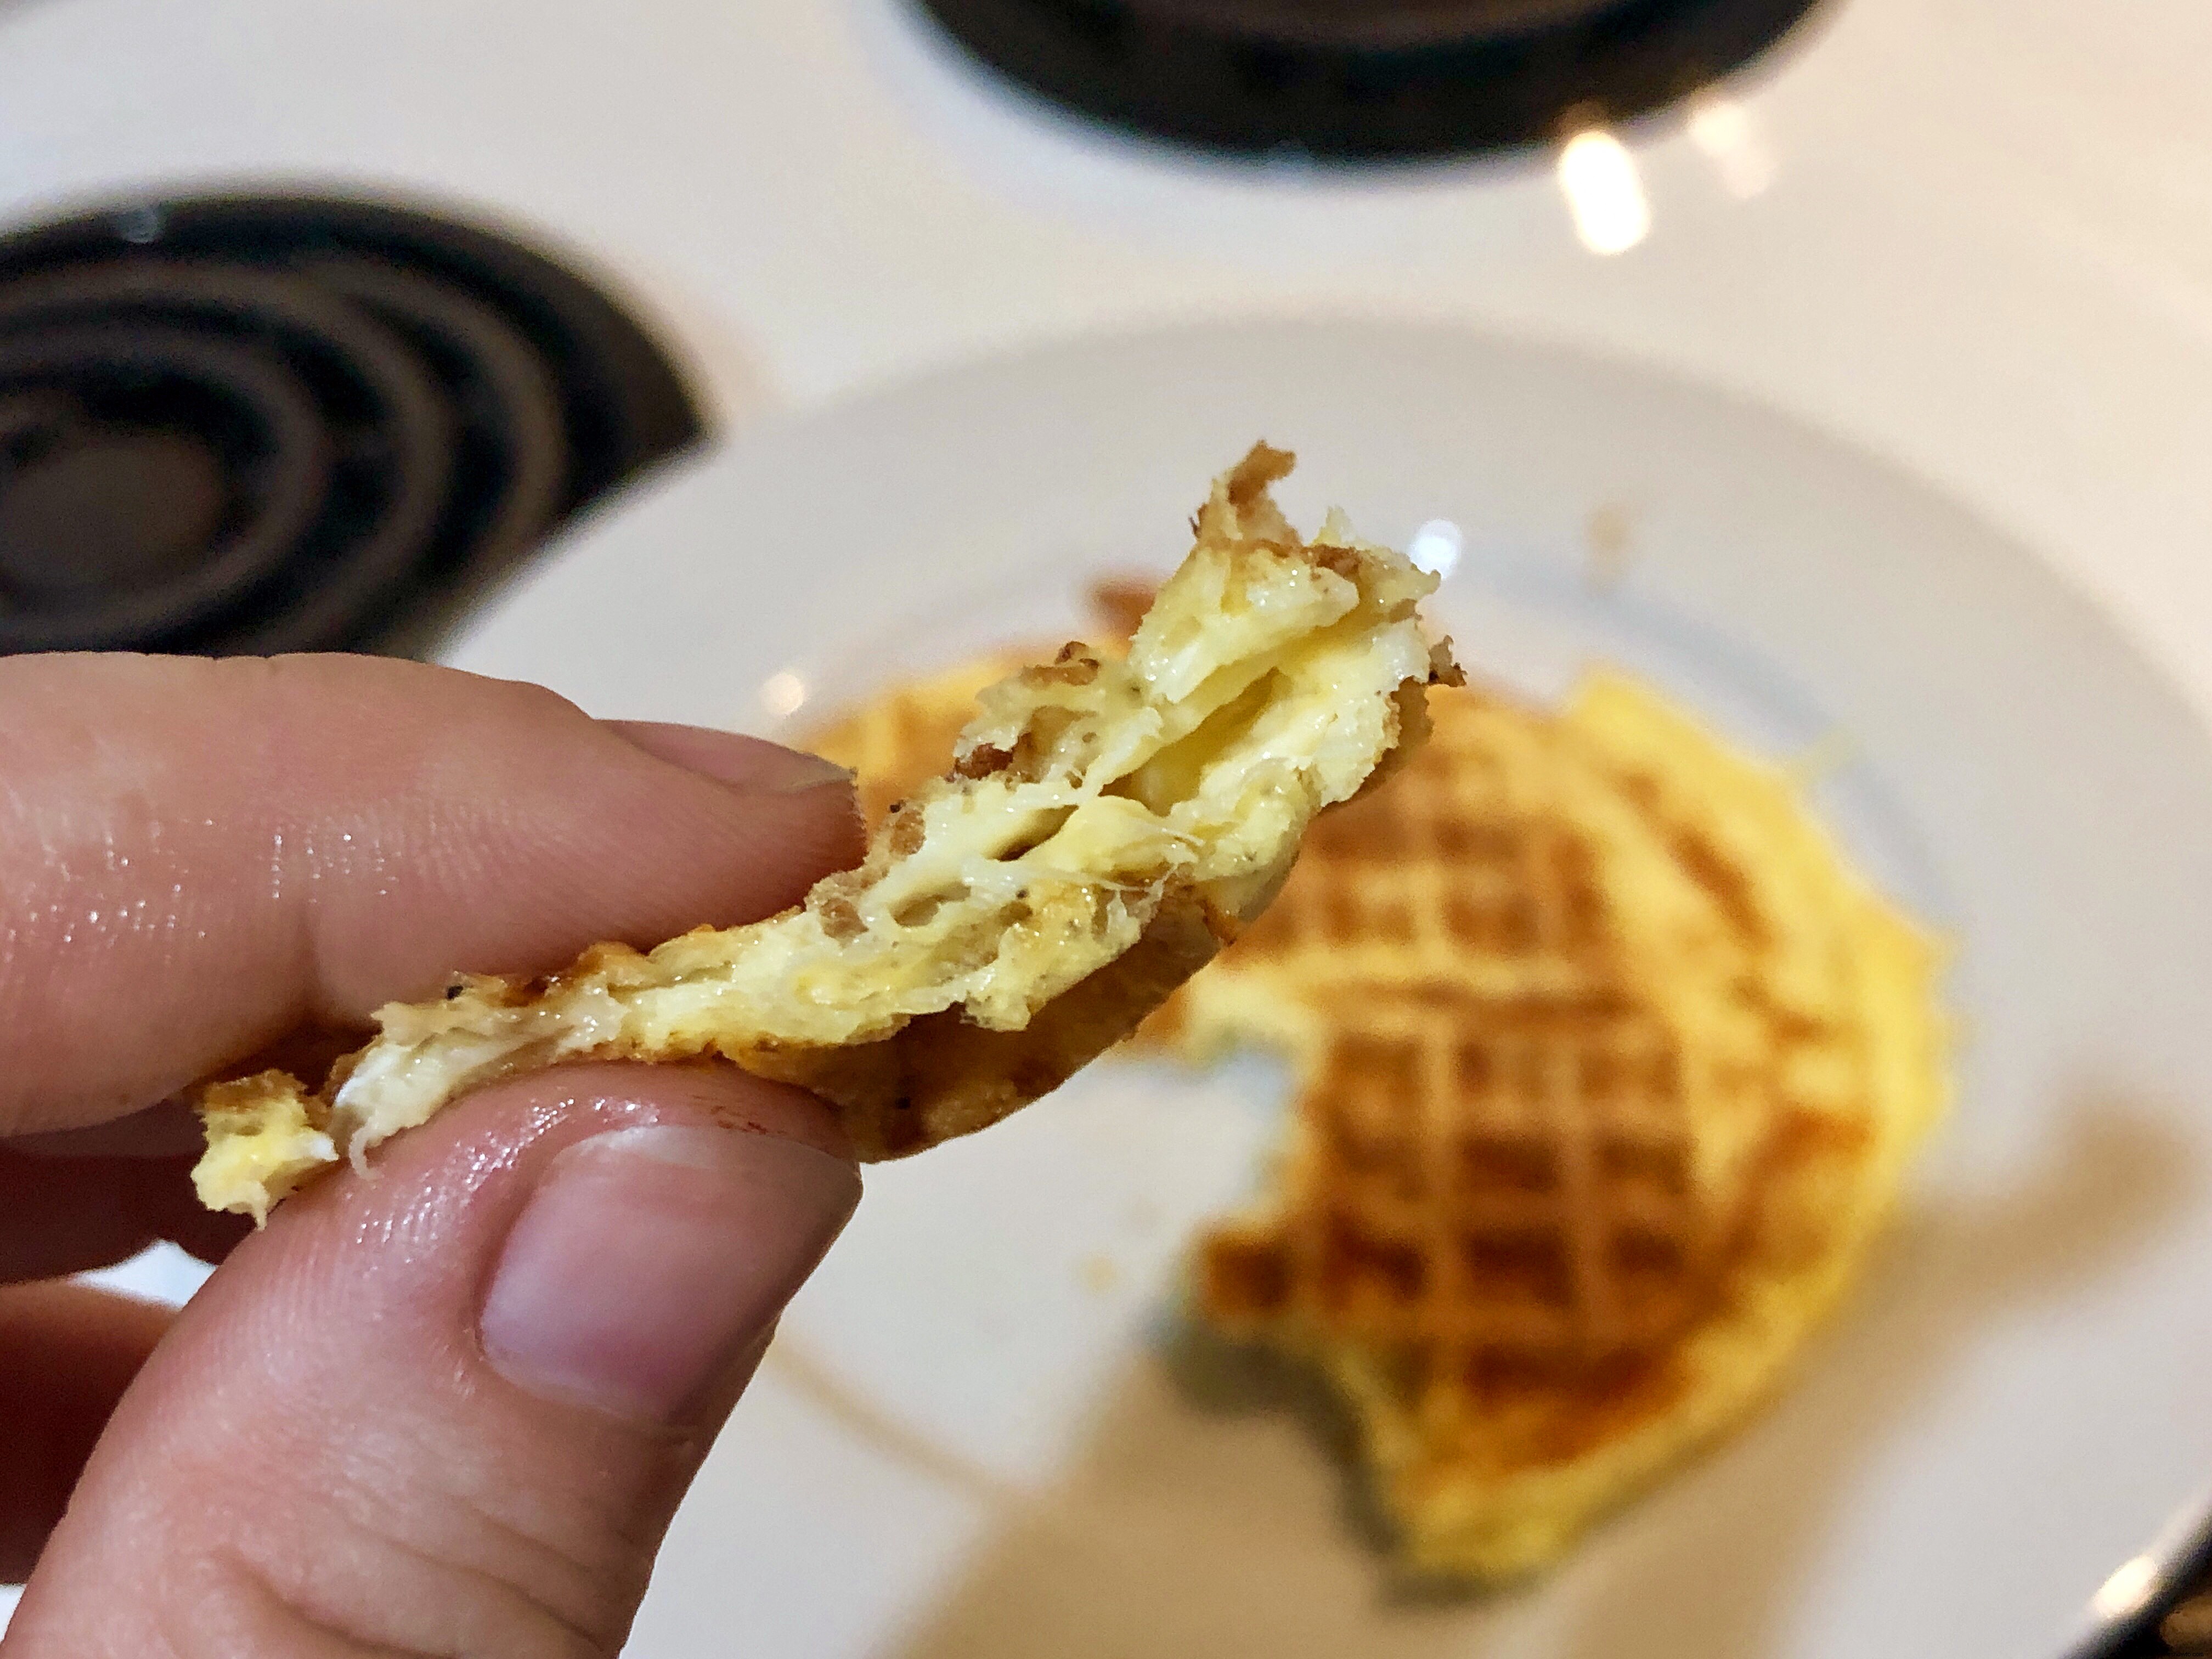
[
  {"left": 481, "top": 1125, "right": 858, "bottom": 1422},
  {"left": 756, "top": 751, "right": 854, "bottom": 795},
  {"left": 608, "top": 721, "right": 853, "bottom": 797}
]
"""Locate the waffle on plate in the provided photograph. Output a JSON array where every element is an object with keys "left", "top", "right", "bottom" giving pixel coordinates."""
[{"left": 823, "top": 641, "right": 1947, "bottom": 1581}]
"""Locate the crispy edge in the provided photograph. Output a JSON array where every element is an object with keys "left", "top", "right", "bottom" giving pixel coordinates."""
[{"left": 735, "top": 884, "right": 1239, "bottom": 1159}]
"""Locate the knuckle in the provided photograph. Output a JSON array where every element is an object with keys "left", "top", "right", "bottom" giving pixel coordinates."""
[{"left": 157, "top": 1488, "right": 633, "bottom": 1659}]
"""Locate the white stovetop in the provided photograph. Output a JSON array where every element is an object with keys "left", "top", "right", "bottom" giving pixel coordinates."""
[{"left": 2, "top": 0, "right": 2209, "bottom": 709}]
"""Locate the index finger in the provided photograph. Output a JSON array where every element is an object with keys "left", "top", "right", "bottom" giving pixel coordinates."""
[{"left": 0, "top": 652, "right": 862, "bottom": 1136}]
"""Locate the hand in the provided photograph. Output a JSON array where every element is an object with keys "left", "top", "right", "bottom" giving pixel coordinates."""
[{"left": 0, "top": 652, "right": 866, "bottom": 1656}]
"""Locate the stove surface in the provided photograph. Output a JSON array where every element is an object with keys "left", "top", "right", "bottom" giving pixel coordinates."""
[{"left": 0, "top": 1, "right": 2205, "bottom": 692}]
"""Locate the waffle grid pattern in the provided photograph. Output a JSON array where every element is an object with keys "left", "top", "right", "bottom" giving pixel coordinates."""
[
  {"left": 1239, "top": 999, "right": 1706, "bottom": 1367},
  {"left": 1209, "top": 701, "right": 1713, "bottom": 1385}
]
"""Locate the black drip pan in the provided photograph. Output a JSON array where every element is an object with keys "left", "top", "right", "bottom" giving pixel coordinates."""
[{"left": 913, "top": 0, "right": 1830, "bottom": 158}]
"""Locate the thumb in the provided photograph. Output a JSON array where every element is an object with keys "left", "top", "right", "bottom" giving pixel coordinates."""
[{"left": 8, "top": 1063, "right": 859, "bottom": 1657}]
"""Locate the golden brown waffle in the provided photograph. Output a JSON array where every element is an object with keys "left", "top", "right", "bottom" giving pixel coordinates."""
[
  {"left": 1202, "top": 989, "right": 1712, "bottom": 1372},
  {"left": 1173, "top": 675, "right": 1944, "bottom": 1578},
  {"left": 822, "top": 653, "right": 1945, "bottom": 1581},
  {"left": 1189, "top": 695, "right": 1725, "bottom": 1383}
]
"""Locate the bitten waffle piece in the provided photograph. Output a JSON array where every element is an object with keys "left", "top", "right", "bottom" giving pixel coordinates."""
[
  {"left": 1172, "top": 676, "right": 1947, "bottom": 1579},
  {"left": 194, "top": 444, "right": 1460, "bottom": 1221}
]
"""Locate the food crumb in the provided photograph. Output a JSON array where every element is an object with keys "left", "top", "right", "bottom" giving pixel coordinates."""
[
  {"left": 1079, "top": 1255, "right": 1120, "bottom": 1295},
  {"left": 1585, "top": 501, "right": 1637, "bottom": 590}
]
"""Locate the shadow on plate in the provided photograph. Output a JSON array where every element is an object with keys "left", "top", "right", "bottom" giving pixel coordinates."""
[{"left": 885, "top": 1096, "right": 2194, "bottom": 1658}]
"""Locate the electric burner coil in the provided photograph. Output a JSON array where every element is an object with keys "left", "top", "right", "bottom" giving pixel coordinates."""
[{"left": 0, "top": 196, "right": 705, "bottom": 657}]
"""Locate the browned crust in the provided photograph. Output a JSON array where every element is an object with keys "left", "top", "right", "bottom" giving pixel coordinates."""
[
  {"left": 1224, "top": 441, "right": 1296, "bottom": 506},
  {"left": 1346, "top": 677, "right": 1432, "bottom": 805},
  {"left": 727, "top": 884, "right": 1238, "bottom": 1158},
  {"left": 219, "top": 887, "right": 1234, "bottom": 1166}
]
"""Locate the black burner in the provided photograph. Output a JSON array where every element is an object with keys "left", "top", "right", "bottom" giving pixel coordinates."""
[
  {"left": 913, "top": 0, "right": 1829, "bottom": 158},
  {"left": 0, "top": 195, "right": 705, "bottom": 656}
]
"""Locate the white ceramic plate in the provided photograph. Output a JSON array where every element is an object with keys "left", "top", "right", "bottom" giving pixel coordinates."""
[{"left": 446, "top": 321, "right": 2212, "bottom": 1659}]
